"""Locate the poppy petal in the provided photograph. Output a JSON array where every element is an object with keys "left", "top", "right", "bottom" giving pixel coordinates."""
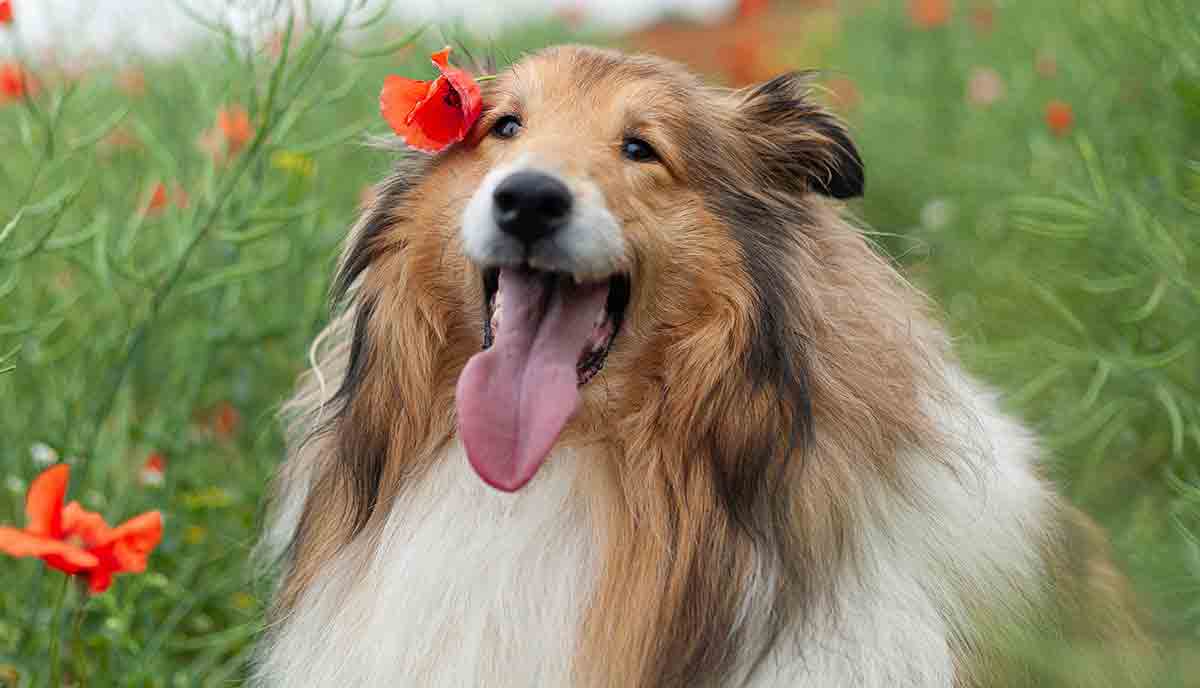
[
  {"left": 381, "top": 76, "right": 434, "bottom": 134},
  {"left": 381, "top": 75, "right": 450, "bottom": 153},
  {"left": 25, "top": 464, "right": 68, "bottom": 537},
  {"left": 87, "top": 567, "right": 114, "bottom": 594},
  {"left": 0, "top": 527, "right": 99, "bottom": 568},
  {"left": 61, "top": 501, "right": 113, "bottom": 547},
  {"left": 430, "top": 54, "right": 483, "bottom": 139},
  {"left": 104, "top": 511, "right": 163, "bottom": 571}
]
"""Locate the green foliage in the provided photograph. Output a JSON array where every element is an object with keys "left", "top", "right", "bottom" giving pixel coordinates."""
[{"left": 830, "top": 0, "right": 1200, "bottom": 678}]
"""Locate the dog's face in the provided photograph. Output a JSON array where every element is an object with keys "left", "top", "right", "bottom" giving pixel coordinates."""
[{"left": 362, "top": 46, "right": 863, "bottom": 491}]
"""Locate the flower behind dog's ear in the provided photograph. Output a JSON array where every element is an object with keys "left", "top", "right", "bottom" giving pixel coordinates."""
[
  {"left": 380, "top": 47, "right": 483, "bottom": 154},
  {"left": 735, "top": 72, "right": 865, "bottom": 199}
]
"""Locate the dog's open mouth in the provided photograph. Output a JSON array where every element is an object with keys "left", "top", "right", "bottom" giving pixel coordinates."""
[
  {"left": 455, "top": 268, "right": 630, "bottom": 492},
  {"left": 481, "top": 268, "right": 630, "bottom": 383}
]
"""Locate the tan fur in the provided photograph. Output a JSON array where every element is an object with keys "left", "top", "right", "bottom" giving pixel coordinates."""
[{"left": 267, "top": 46, "right": 1150, "bottom": 687}]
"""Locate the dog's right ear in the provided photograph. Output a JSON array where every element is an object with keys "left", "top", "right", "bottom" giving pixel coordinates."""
[{"left": 733, "top": 72, "right": 865, "bottom": 199}]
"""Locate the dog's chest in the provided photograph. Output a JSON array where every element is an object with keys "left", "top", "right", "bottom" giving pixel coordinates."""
[{"left": 259, "top": 443, "right": 596, "bottom": 687}]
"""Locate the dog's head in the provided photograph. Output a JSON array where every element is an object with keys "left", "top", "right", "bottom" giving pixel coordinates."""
[{"left": 337, "top": 45, "right": 864, "bottom": 493}]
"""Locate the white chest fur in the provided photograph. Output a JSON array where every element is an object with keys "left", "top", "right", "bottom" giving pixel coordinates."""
[
  {"left": 256, "top": 444, "right": 597, "bottom": 687},
  {"left": 258, "top": 371, "right": 1050, "bottom": 687}
]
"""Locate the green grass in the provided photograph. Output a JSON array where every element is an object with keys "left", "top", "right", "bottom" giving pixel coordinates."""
[
  {"left": 1, "top": 0, "right": 1198, "bottom": 684},
  {"left": 828, "top": 0, "right": 1200, "bottom": 679}
]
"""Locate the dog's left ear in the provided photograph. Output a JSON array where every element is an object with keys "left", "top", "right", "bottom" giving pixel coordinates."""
[{"left": 734, "top": 72, "right": 864, "bottom": 199}]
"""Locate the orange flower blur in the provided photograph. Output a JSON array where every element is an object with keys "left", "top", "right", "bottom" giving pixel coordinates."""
[
  {"left": 380, "top": 47, "right": 483, "bottom": 154},
  {"left": 140, "top": 453, "right": 166, "bottom": 487},
  {"left": 143, "top": 182, "right": 169, "bottom": 216},
  {"left": 0, "top": 62, "right": 34, "bottom": 103},
  {"left": 217, "top": 105, "right": 254, "bottom": 154},
  {"left": 909, "top": 0, "right": 952, "bottom": 29},
  {"left": 212, "top": 401, "right": 241, "bottom": 440},
  {"left": 0, "top": 0, "right": 13, "bottom": 25},
  {"left": 1045, "top": 99, "right": 1074, "bottom": 136},
  {"left": 0, "top": 465, "right": 162, "bottom": 593},
  {"left": 198, "top": 104, "right": 255, "bottom": 164}
]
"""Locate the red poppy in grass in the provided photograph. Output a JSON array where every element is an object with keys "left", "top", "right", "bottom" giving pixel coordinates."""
[
  {"left": 144, "top": 182, "right": 168, "bottom": 215},
  {"left": 0, "top": 465, "right": 163, "bottom": 593},
  {"left": 909, "top": 0, "right": 952, "bottom": 29},
  {"left": 1045, "top": 99, "right": 1074, "bottom": 136},
  {"left": 380, "top": 47, "right": 483, "bottom": 154},
  {"left": 212, "top": 401, "right": 241, "bottom": 440},
  {"left": 140, "top": 453, "right": 166, "bottom": 487},
  {"left": 0, "top": 62, "right": 34, "bottom": 103},
  {"left": 0, "top": 1, "right": 13, "bottom": 25},
  {"left": 217, "top": 105, "right": 254, "bottom": 155}
]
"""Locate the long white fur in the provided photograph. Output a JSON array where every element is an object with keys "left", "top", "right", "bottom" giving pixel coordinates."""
[{"left": 256, "top": 362, "right": 1049, "bottom": 687}]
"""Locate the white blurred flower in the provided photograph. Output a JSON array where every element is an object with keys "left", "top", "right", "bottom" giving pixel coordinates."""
[
  {"left": 920, "top": 199, "right": 955, "bottom": 230},
  {"left": 4, "top": 476, "right": 25, "bottom": 494},
  {"left": 30, "top": 442, "right": 58, "bottom": 466},
  {"left": 967, "top": 67, "right": 1005, "bottom": 107}
]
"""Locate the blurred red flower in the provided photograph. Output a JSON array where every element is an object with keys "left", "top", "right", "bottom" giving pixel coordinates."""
[
  {"left": 909, "top": 0, "right": 952, "bottom": 29},
  {"left": 380, "top": 47, "right": 483, "bottom": 154},
  {"left": 218, "top": 105, "right": 254, "bottom": 154},
  {"left": 1045, "top": 99, "right": 1074, "bottom": 136},
  {"left": 0, "top": 1, "right": 13, "bottom": 25},
  {"left": 143, "top": 182, "right": 169, "bottom": 216},
  {"left": 197, "top": 104, "right": 255, "bottom": 164},
  {"left": 0, "top": 62, "right": 35, "bottom": 103},
  {"left": 0, "top": 465, "right": 163, "bottom": 593},
  {"left": 212, "top": 401, "right": 241, "bottom": 440},
  {"left": 139, "top": 453, "right": 166, "bottom": 487},
  {"left": 141, "top": 182, "right": 188, "bottom": 216}
]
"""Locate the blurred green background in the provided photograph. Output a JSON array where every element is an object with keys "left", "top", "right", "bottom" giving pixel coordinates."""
[{"left": 1, "top": 0, "right": 1197, "bottom": 685}]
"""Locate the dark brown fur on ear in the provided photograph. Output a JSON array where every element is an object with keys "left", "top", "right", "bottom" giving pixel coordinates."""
[{"left": 735, "top": 72, "right": 865, "bottom": 199}]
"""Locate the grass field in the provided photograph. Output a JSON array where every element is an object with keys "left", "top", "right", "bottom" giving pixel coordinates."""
[{"left": 1, "top": 0, "right": 1198, "bottom": 685}]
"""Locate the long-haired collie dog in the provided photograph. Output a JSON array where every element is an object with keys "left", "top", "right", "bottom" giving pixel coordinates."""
[{"left": 255, "top": 46, "right": 1152, "bottom": 687}]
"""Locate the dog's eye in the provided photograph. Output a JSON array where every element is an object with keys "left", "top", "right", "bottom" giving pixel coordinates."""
[
  {"left": 621, "top": 137, "right": 658, "bottom": 163},
  {"left": 492, "top": 115, "right": 522, "bottom": 139}
]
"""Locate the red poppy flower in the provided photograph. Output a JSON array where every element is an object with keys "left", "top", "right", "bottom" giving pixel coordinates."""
[
  {"left": 0, "top": 465, "right": 163, "bottom": 593},
  {"left": 380, "top": 47, "right": 483, "bottom": 154},
  {"left": 217, "top": 105, "right": 254, "bottom": 154},
  {"left": 0, "top": 1, "right": 13, "bottom": 25},
  {"left": 142, "top": 182, "right": 169, "bottom": 216},
  {"left": 0, "top": 62, "right": 34, "bottom": 103},
  {"left": 212, "top": 401, "right": 240, "bottom": 440},
  {"left": 909, "top": 0, "right": 952, "bottom": 29},
  {"left": 1045, "top": 99, "right": 1074, "bottom": 136},
  {"left": 198, "top": 105, "right": 254, "bottom": 164},
  {"left": 140, "top": 453, "right": 166, "bottom": 487}
]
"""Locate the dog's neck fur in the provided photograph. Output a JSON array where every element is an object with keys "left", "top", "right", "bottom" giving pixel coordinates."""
[{"left": 255, "top": 365, "right": 1049, "bottom": 688}]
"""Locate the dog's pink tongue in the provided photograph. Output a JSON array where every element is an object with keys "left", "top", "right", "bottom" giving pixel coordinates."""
[{"left": 456, "top": 269, "right": 608, "bottom": 492}]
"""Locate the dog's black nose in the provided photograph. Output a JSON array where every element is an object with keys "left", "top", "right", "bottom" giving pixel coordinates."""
[{"left": 492, "top": 171, "right": 572, "bottom": 244}]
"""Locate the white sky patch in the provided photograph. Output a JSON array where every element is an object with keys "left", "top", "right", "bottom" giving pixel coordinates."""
[{"left": 1, "top": 0, "right": 734, "bottom": 60}]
